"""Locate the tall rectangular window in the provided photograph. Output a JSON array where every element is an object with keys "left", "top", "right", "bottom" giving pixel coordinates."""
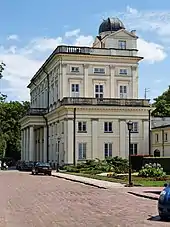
[
  {"left": 78, "top": 122, "right": 87, "bottom": 132},
  {"left": 104, "top": 122, "right": 113, "bottom": 133},
  {"left": 104, "top": 143, "right": 112, "bottom": 158},
  {"left": 130, "top": 143, "right": 138, "bottom": 155},
  {"left": 78, "top": 143, "right": 86, "bottom": 160},
  {"left": 95, "top": 84, "right": 103, "bottom": 98},
  {"left": 71, "top": 84, "right": 79, "bottom": 97},
  {"left": 119, "top": 85, "right": 127, "bottom": 98},
  {"left": 131, "top": 122, "right": 138, "bottom": 133}
]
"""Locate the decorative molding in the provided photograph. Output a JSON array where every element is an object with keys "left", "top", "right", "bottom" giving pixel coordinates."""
[
  {"left": 91, "top": 118, "right": 99, "bottom": 121},
  {"left": 84, "top": 64, "right": 89, "bottom": 69},
  {"left": 62, "top": 63, "right": 67, "bottom": 67}
]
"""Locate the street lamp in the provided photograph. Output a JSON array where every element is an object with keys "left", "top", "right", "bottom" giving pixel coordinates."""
[
  {"left": 127, "top": 121, "right": 133, "bottom": 187},
  {"left": 56, "top": 137, "right": 61, "bottom": 172}
]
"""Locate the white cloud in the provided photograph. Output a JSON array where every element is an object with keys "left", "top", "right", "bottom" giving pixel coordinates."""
[
  {"left": 65, "top": 29, "right": 80, "bottom": 37},
  {"left": 137, "top": 38, "right": 167, "bottom": 63},
  {"left": 74, "top": 35, "right": 94, "bottom": 46},
  {"left": 7, "top": 34, "right": 19, "bottom": 41}
]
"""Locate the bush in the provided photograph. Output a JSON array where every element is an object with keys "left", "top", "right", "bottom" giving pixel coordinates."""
[
  {"left": 138, "top": 163, "right": 166, "bottom": 178},
  {"left": 143, "top": 157, "right": 170, "bottom": 174},
  {"left": 63, "top": 157, "right": 129, "bottom": 174}
]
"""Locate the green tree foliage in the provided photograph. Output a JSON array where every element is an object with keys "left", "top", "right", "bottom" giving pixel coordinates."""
[
  {"left": 0, "top": 62, "right": 30, "bottom": 160},
  {"left": 152, "top": 85, "right": 170, "bottom": 117}
]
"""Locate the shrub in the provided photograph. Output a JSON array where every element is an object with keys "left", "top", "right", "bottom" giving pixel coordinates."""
[{"left": 138, "top": 163, "right": 166, "bottom": 178}]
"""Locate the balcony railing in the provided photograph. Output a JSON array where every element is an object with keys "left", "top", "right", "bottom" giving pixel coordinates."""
[
  {"left": 55, "top": 45, "right": 138, "bottom": 57},
  {"left": 59, "top": 97, "right": 150, "bottom": 107},
  {"left": 26, "top": 108, "right": 48, "bottom": 116}
]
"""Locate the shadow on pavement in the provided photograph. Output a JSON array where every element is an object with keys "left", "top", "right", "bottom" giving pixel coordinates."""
[
  {"left": 148, "top": 215, "right": 170, "bottom": 222},
  {"left": 144, "top": 190, "right": 161, "bottom": 195}
]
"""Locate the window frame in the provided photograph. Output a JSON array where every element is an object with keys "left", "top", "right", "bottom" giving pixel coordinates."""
[
  {"left": 131, "top": 122, "right": 138, "bottom": 133},
  {"left": 118, "top": 40, "right": 126, "bottom": 49},
  {"left": 104, "top": 143, "right": 113, "bottom": 158},
  {"left": 130, "top": 143, "right": 138, "bottom": 155},
  {"left": 119, "top": 85, "right": 127, "bottom": 98},
  {"left": 78, "top": 143, "right": 87, "bottom": 160},
  {"left": 95, "top": 84, "right": 104, "bottom": 98},
  {"left": 94, "top": 67, "right": 105, "bottom": 74},
  {"left": 71, "top": 84, "right": 79, "bottom": 97},
  {"left": 78, "top": 121, "right": 87, "bottom": 133},
  {"left": 71, "top": 66, "right": 79, "bottom": 72},
  {"left": 104, "top": 122, "right": 113, "bottom": 133}
]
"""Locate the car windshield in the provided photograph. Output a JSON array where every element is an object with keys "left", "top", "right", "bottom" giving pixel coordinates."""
[{"left": 36, "top": 162, "right": 50, "bottom": 167}]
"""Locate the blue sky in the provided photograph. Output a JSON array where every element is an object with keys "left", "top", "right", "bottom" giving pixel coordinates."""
[{"left": 0, "top": 0, "right": 170, "bottom": 101}]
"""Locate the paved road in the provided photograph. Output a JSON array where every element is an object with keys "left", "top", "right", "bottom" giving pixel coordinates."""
[{"left": 0, "top": 170, "right": 169, "bottom": 227}]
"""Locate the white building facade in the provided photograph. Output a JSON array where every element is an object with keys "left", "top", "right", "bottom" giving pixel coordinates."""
[{"left": 20, "top": 17, "right": 151, "bottom": 165}]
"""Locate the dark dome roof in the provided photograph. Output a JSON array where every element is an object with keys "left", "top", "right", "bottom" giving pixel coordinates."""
[{"left": 99, "top": 17, "right": 125, "bottom": 34}]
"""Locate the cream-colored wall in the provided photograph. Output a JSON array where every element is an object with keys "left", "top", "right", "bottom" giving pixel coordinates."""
[
  {"left": 152, "top": 127, "right": 170, "bottom": 156},
  {"left": 36, "top": 106, "right": 150, "bottom": 164}
]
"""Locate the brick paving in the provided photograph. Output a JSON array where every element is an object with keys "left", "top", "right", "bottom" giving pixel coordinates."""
[{"left": 0, "top": 170, "right": 169, "bottom": 227}]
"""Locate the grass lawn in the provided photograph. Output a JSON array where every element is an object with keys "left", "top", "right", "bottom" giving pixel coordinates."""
[{"left": 66, "top": 172, "right": 170, "bottom": 187}]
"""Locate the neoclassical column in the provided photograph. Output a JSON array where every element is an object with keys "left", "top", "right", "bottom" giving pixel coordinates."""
[
  {"left": 26, "top": 127, "right": 29, "bottom": 161},
  {"left": 91, "top": 118, "right": 98, "bottom": 159},
  {"left": 110, "top": 65, "right": 115, "bottom": 98},
  {"left": 119, "top": 120, "right": 126, "bottom": 158},
  {"left": 67, "top": 119, "right": 73, "bottom": 164},
  {"left": 43, "top": 126, "right": 47, "bottom": 162},
  {"left": 24, "top": 129, "right": 26, "bottom": 161},
  {"left": 29, "top": 126, "right": 34, "bottom": 161},
  {"left": 84, "top": 64, "right": 89, "bottom": 97},
  {"left": 40, "top": 128, "right": 43, "bottom": 161},
  {"left": 21, "top": 130, "right": 24, "bottom": 161}
]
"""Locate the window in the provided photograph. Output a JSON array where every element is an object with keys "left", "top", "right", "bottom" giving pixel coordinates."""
[
  {"left": 104, "top": 143, "right": 112, "bottom": 158},
  {"left": 130, "top": 143, "right": 138, "bottom": 155},
  {"left": 95, "top": 84, "right": 103, "bottom": 98},
  {"left": 94, "top": 68, "right": 105, "bottom": 74},
  {"left": 131, "top": 122, "right": 138, "bottom": 133},
  {"left": 78, "top": 122, "right": 87, "bottom": 132},
  {"left": 119, "top": 85, "right": 127, "bottom": 98},
  {"left": 120, "top": 69, "right": 127, "bottom": 75},
  {"left": 71, "top": 67, "right": 79, "bottom": 72},
  {"left": 164, "top": 133, "right": 168, "bottom": 142},
  {"left": 71, "top": 84, "right": 79, "bottom": 97},
  {"left": 155, "top": 134, "right": 159, "bottom": 143},
  {"left": 118, "top": 40, "right": 126, "bottom": 49},
  {"left": 104, "top": 122, "right": 112, "bottom": 133},
  {"left": 78, "top": 143, "right": 86, "bottom": 160}
]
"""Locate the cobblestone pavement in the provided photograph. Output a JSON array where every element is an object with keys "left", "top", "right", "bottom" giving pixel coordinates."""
[{"left": 0, "top": 170, "right": 169, "bottom": 227}]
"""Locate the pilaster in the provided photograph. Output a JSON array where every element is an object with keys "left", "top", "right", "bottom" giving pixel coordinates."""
[
  {"left": 110, "top": 65, "right": 115, "bottom": 98},
  {"left": 119, "top": 120, "right": 126, "bottom": 158},
  {"left": 91, "top": 118, "right": 98, "bottom": 159},
  {"left": 84, "top": 64, "right": 89, "bottom": 97}
]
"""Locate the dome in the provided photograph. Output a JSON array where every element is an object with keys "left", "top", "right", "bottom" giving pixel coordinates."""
[{"left": 99, "top": 17, "right": 125, "bottom": 34}]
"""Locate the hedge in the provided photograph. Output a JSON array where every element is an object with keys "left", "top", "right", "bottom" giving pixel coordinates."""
[
  {"left": 131, "top": 155, "right": 152, "bottom": 171},
  {"left": 143, "top": 157, "right": 170, "bottom": 174}
]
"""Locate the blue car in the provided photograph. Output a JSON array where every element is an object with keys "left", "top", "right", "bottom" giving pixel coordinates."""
[{"left": 158, "top": 183, "right": 170, "bottom": 220}]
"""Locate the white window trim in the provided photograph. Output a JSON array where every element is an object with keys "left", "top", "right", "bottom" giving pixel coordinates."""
[
  {"left": 164, "top": 133, "right": 168, "bottom": 142},
  {"left": 94, "top": 84, "right": 104, "bottom": 98},
  {"left": 104, "top": 143, "right": 112, "bottom": 158},
  {"left": 71, "top": 66, "right": 79, "bottom": 73},
  {"left": 93, "top": 67, "right": 105, "bottom": 74},
  {"left": 131, "top": 122, "right": 138, "bottom": 133},
  {"left": 118, "top": 40, "right": 126, "bottom": 49},
  {"left": 71, "top": 84, "right": 80, "bottom": 97},
  {"left": 155, "top": 133, "right": 159, "bottom": 143},
  {"left": 119, "top": 85, "right": 128, "bottom": 98},
  {"left": 104, "top": 122, "right": 113, "bottom": 133},
  {"left": 130, "top": 143, "right": 138, "bottom": 155},
  {"left": 78, "top": 122, "right": 87, "bottom": 132},
  {"left": 78, "top": 143, "right": 87, "bottom": 160},
  {"left": 119, "top": 69, "right": 128, "bottom": 75}
]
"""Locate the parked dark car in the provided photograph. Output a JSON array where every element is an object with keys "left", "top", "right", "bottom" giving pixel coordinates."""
[
  {"left": 16, "top": 161, "right": 35, "bottom": 171},
  {"left": 32, "top": 162, "right": 52, "bottom": 176},
  {"left": 158, "top": 183, "right": 170, "bottom": 220}
]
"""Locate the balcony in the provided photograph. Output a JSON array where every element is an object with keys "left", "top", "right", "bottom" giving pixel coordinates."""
[
  {"left": 26, "top": 108, "right": 48, "bottom": 116},
  {"left": 55, "top": 45, "right": 139, "bottom": 57},
  {"left": 59, "top": 97, "right": 150, "bottom": 107}
]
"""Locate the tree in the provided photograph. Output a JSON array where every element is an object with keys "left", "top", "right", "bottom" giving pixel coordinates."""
[
  {"left": 152, "top": 85, "right": 170, "bottom": 117},
  {"left": 0, "top": 62, "right": 30, "bottom": 160}
]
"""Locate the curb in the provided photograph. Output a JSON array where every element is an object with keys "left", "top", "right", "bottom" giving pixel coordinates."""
[
  {"left": 128, "top": 191, "right": 158, "bottom": 201},
  {"left": 52, "top": 174, "right": 107, "bottom": 189}
]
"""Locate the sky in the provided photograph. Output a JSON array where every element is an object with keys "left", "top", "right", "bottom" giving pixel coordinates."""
[{"left": 0, "top": 0, "right": 170, "bottom": 102}]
